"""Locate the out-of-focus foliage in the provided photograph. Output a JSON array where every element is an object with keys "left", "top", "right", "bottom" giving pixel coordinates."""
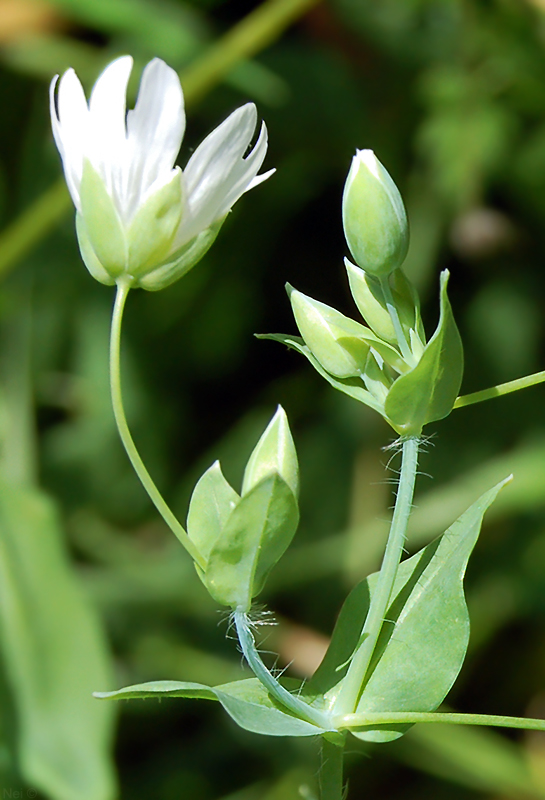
[{"left": 2, "top": 0, "right": 545, "bottom": 797}]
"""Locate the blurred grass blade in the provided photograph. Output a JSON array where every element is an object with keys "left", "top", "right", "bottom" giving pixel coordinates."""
[{"left": 0, "top": 477, "right": 116, "bottom": 800}]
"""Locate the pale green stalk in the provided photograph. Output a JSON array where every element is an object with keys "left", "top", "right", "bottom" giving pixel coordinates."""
[
  {"left": 332, "top": 436, "right": 419, "bottom": 718},
  {"left": 338, "top": 710, "right": 545, "bottom": 733},
  {"left": 454, "top": 370, "right": 545, "bottom": 409},
  {"left": 110, "top": 280, "right": 205, "bottom": 570},
  {"left": 319, "top": 737, "right": 345, "bottom": 800},
  {"left": 233, "top": 610, "right": 331, "bottom": 729},
  {"left": 379, "top": 276, "right": 413, "bottom": 364}
]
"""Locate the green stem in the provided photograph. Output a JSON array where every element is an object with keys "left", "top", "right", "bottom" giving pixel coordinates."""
[
  {"left": 332, "top": 436, "right": 419, "bottom": 717},
  {"left": 319, "top": 737, "right": 345, "bottom": 800},
  {"left": 234, "top": 610, "right": 332, "bottom": 729},
  {"left": 338, "top": 710, "right": 545, "bottom": 733},
  {"left": 109, "top": 280, "right": 205, "bottom": 569},
  {"left": 454, "top": 370, "right": 545, "bottom": 409},
  {"left": 380, "top": 276, "right": 414, "bottom": 365}
]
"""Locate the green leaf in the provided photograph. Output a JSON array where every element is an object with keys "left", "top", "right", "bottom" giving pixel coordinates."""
[
  {"left": 0, "top": 477, "right": 116, "bottom": 800},
  {"left": 205, "top": 474, "right": 299, "bottom": 609},
  {"left": 385, "top": 270, "right": 464, "bottom": 435},
  {"left": 309, "top": 478, "right": 510, "bottom": 743},
  {"left": 187, "top": 460, "right": 240, "bottom": 564},
  {"left": 94, "top": 680, "right": 217, "bottom": 702},
  {"left": 257, "top": 334, "right": 384, "bottom": 415},
  {"left": 214, "top": 679, "right": 322, "bottom": 737},
  {"left": 96, "top": 678, "right": 322, "bottom": 737}
]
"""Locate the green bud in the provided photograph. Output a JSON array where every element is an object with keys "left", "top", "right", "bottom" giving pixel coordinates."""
[
  {"left": 289, "top": 286, "right": 371, "bottom": 378},
  {"left": 242, "top": 406, "right": 299, "bottom": 498},
  {"left": 342, "top": 150, "right": 409, "bottom": 277}
]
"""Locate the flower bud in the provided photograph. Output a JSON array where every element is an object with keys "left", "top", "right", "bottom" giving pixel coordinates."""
[
  {"left": 289, "top": 286, "right": 371, "bottom": 378},
  {"left": 242, "top": 406, "right": 299, "bottom": 498},
  {"left": 342, "top": 150, "right": 409, "bottom": 278}
]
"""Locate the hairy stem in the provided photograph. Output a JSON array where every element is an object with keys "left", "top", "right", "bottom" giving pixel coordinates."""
[
  {"left": 233, "top": 610, "right": 331, "bottom": 729},
  {"left": 319, "top": 737, "right": 345, "bottom": 800},
  {"left": 332, "top": 436, "right": 419, "bottom": 717},
  {"left": 110, "top": 280, "right": 205, "bottom": 569}
]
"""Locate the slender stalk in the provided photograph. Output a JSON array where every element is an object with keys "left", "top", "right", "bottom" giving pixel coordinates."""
[
  {"left": 454, "top": 369, "right": 545, "bottom": 409},
  {"left": 109, "top": 280, "right": 205, "bottom": 569},
  {"left": 233, "top": 610, "right": 331, "bottom": 729},
  {"left": 379, "top": 276, "right": 414, "bottom": 365},
  {"left": 338, "top": 710, "right": 545, "bottom": 733},
  {"left": 319, "top": 737, "right": 345, "bottom": 800},
  {"left": 332, "top": 436, "right": 419, "bottom": 717}
]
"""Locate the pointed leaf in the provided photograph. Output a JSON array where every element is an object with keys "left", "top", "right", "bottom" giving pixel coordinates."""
[
  {"left": 96, "top": 678, "right": 322, "bottom": 737},
  {"left": 308, "top": 478, "right": 510, "bottom": 743},
  {"left": 95, "top": 680, "right": 217, "bottom": 702},
  {"left": 205, "top": 474, "right": 299, "bottom": 610},
  {"left": 187, "top": 460, "right": 239, "bottom": 563},
  {"left": 385, "top": 271, "right": 463, "bottom": 435}
]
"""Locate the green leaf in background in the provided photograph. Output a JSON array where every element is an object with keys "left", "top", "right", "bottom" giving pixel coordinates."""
[
  {"left": 385, "top": 270, "right": 463, "bottom": 435},
  {"left": 187, "top": 460, "right": 240, "bottom": 564},
  {"left": 309, "top": 478, "right": 509, "bottom": 743},
  {"left": 205, "top": 474, "right": 299, "bottom": 610},
  {"left": 0, "top": 477, "right": 116, "bottom": 800},
  {"left": 96, "top": 677, "right": 322, "bottom": 737}
]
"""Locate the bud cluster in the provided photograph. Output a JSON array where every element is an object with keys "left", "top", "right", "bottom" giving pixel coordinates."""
[
  {"left": 186, "top": 407, "right": 299, "bottom": 612},
  {"left": 271, "top": 151, "right": 463, "bottom": 437}
]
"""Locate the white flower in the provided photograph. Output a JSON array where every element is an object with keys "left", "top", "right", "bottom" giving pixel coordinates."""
[{"left": 50, "top": 55, "right": 274, "bottom": 290}]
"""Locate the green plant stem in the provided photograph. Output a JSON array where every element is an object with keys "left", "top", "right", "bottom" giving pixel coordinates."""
[
  {"left": 454, "top": 370, "right": 545, "bottom": 409},
  {"left": 319, "top": 737, "right": 345, "bottom": 800},
  {"left": 110, "top": 280, "right": 205, "bottom": 569},
  {"left": 332, "top": 436, "right": 419, "bottom": 718},
  {"left": 338, "top": 710, "right": 545, "bottom": 733},
  {"left": 380, "top": 276, "right": 413, "bottom": 364},
  {"left": 233, "top": 610, "right": 331, "bottom": 729}
]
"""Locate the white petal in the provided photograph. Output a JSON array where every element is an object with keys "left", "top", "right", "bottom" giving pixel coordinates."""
[
  {"left": 88, "top": 56, "right": 133, "bottom": 207},
  {"left": 50, "top": 69, "right": 90, "bottom": 210},
  {"left": 179, "top": 104, "right": 270, "bottom": 244},
  {"left": 124, "top": 58, "right": 185, "bottom": 219}
]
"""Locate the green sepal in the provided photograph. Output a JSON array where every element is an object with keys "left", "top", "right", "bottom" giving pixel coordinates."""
[
  {"left": 137, "top": 218, "right": 225, "bottom": 291},
  {"left": 75, "top": 213, "right": 116, "bottom": 286},
  {"left": 384, "top": 270, "right": 463, "bottom": 436},
  {"left": 187, "top": 460, "right": 239, "bottom": 564},
  {"left": 205, "top": 474, "right": 299, "bottom": 610},
  {"left": 309, "top": 477, "right": 510, "bottom": 743},
  {"left": 79, "top": 159, "right": 127, "bottom": 277},
  {"left": 127, "top": 169, "right": 183, "bottom": 277},
  {"left": 95, "top": 678, "right": 323, "bottom": 737},
  {"left": 242, "top": 405, "right": 299, "bottom": 498},
  {"left": 257, "top": 333, "right": 385, "bottom": 416}
]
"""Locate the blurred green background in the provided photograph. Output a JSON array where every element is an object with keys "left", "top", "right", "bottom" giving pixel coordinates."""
[{"left": 2, "top": 0, "right": 545, "bottom": 797}]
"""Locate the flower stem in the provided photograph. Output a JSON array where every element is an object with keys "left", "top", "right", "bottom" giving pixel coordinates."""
[
  {"left": 338, "top": 710, "right": 545, "bottom": 733},
  {"left": 454, "top": 370, "right": 545, "bottom": 409},
  {"left": 319, "top": 737, "right": 345, "bottom": 800},
  {"left": 233, "top": 610, "right": 331, "bottom": 729},
  {"left": 332, "top": 436, "right": 419, "bottom": 717},
  {"left": 380, "top": 276, "right": 413, "bottom": 365},
  {"left": 109, "top": 280, "right": 205, "bottom": 570}
]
